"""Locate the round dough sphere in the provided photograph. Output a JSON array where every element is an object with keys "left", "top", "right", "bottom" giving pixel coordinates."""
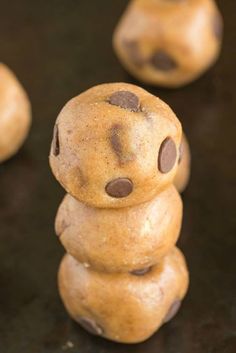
[
  {"left": 0, "top": 63, "right": 31, "bottom": 162},
  {"left": 174, "top": 133, "right": 191, "bottom": 193},
  {"left": 56, "top": 185, "right": 182, "bottom": 273},
  {"left": 113, "top": 0, "right": 223, "bottom": 88},
  {"left": 58, "top": 247, "right": 189, "bottom": 344},
  {"left": 49, "top": 82, "right": 182, "bottom": 208}
]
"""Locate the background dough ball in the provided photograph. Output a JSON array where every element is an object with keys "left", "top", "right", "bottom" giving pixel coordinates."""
[
  {"left": 58, "top": 247, "right": 189, "bottom": 344},
  {"left": 113, "top": 0, "right": 223, "bottom": 88},
  {"left": 174, "top": 133, "right": 191, "bottom": 193},
  {"left": 49, "top": 82, "right": 182, "bottom": 208},
  {"left": 56, "top": 185, "right": 182, "bottom": 273},
  {"left": 0, "top": 63, "right": 31, "bottom": 162}
]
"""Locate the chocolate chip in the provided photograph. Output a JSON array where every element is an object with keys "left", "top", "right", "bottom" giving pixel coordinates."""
[
  {"left": 52, "top": 124, "right": 60, "bottom": 156},
  {"left": 163, "top": 300, "right": 181, "bottom": 324},
  {"left": 123, "top": 40, "right": 144, "bottom": 67},
  {"left": 131, "top": 267, "right": 152, "bottom": 276},
  {"left": 213, "top": 14, "right": 223, "bottom": 40},
  {"left": 158, "top": 137, "right": 177, "bottom": 173},
  {"left": 105, "top": 178, "right": 133, "bottom": 198},
  {"left": 178, "top": 141, "right": 184, "bottom": 164},
  {"left": 77, "top": 317, "right": 103, "bottom": 336},
  {"left": 150, "top": 51, "right": 177, "bottom": 71},
  {"left": 109, "top": 91, "right": 140, "bottom": 112}
]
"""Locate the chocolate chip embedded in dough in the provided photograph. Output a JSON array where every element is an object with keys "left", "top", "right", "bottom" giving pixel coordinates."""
[
  {"left": 105, "top": 178, "right": 133, "bottom": 198},
  {"left": 131, "top": 267, "right": 152, "bottom": 276},
  {"left": 150, "top": 51, "right": 177, "bottom": 71},
  {"left": 77, "top": 317, "right": 104, "bottom": 336},
  {"left": 158, "top": 137, "right": 177, "bottom": 173},
  {"left": 109, "top": 91, "right": 140, "bottom": 112},
  {"left": 110, "top": 124, "right": 123, "bottom": 159},
  {"left": 163, "top": 300, "right": 181, "bottom": 323},
  {"left": 52, "top": 124, "right": 60, "bottom": 156}
]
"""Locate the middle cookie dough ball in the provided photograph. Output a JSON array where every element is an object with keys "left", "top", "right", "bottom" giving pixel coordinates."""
[
  {"left": 58, "top": 247, "right": 189, "bottom": 344},
  {"left": 49, "top": 83, "right": 182, "bottom": 208},
  {"left": 56, "top": 185, "right": 182, "bottom": 273}
]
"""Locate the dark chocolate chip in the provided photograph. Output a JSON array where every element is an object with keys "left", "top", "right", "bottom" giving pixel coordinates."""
[
  {"left": 105, "top": 178, "right": 133, "bottom": 198},
  {"left": 109, "top": 91, "right": 140, "bottom": 112},
  {"left": 77, "top": 317, "right": 103, "bottom": 336},
  {"left": 213, "top": 14, "right": 223, "bottom": 40},
  {"left": 158, "top": 137, "right": 177, "bottom": 174},
  {"left": 163, "top": 300, "right": 181, "bottom": 324},
  {"left": 109, "top": 124, "right": 136, "bottom": 165},
  {"left": 131, "top": 267, "right": 152, "bottom": 276},
  {"left": 150, "top": 51, "right": 177, "bottom": 71},
  {"left": 52, "top": 124, "right": 60, "bottom": 156},
  {"left": 123, "top": 40, "right": 144, "bottom": 67},
  {"left": 178, "top": 141, "right": 184, "bottom": 164}
]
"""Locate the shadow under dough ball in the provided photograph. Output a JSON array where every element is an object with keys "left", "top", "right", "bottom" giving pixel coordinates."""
[
  {"left": 0, "top": 63, "right": 31, "bottom": 162},
  {"left": 113, "top": 0, "right": 223, "bottom": 87}
]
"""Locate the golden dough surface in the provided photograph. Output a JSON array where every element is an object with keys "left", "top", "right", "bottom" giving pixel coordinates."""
[{"left": 174, "top": 133, "right": 191, "bottom": 192}]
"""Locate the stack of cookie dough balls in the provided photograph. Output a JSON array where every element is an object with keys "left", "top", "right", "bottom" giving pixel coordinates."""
[
  {"left": 0, "top": 63, "right": 31, "bottom": 162},
  {"left": 113, "top": 0, "right": 223, "bottom": 88},
  {"left": 49, "top": 83, "right": 189, "bottom": 344}
]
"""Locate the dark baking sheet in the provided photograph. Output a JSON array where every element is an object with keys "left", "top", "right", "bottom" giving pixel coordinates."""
[{"left": 0, "top": 1, "right": 235, "bottom": 352}]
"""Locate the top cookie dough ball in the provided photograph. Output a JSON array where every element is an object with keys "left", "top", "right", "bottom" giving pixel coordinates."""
[
  {"left": 113, "top": 0, "right": 223, "bottom": 88},
  {"left": 49, "top": 83, "right": 182, "bottom": 208},
  {"left": 0, "top": 63, "right": 31, "bottom": 162}
]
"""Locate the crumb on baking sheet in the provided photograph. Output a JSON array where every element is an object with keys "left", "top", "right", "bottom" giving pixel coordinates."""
[{"left": 62, "top": 340, "right": 74, "bottom": 350}]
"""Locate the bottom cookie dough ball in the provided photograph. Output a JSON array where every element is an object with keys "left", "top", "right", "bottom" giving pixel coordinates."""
[
  {"left": 174, "top": 133, "right": 191, "bottom": 193},
  {"left": 0, "top": 63, "right": 31, "bottom": 162},
  {"left": 58, "top": 247, "right": 189, "bottom": 344}
]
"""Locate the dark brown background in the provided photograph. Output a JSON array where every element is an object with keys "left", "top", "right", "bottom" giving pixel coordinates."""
[{"left": 0, "top": 1, "right": 235, "bottom": 352}]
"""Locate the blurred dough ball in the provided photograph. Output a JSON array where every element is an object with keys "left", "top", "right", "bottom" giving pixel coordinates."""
[
  {"left": 174, "top": 133, "right": 191, "bottom": 193},
  {"left": 113, "top": 0, "right": 223, "bottom": 87},
  {"left": 0, "top": 63, "right": 31, "bottom": 162}
]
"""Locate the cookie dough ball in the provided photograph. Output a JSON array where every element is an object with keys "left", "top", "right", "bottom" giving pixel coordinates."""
[
  {"left": 174, "top": 133, "right": 191, "bottom": 193},
  {"left": 0, "top": 63, "right": 31, "bottom": 162},
  {"left": 49, "top": 83, "right": 182, "bottom": 208},
  {"left": 113, "top": 0, "right": 223, "bottom": 88},
  {"left": 56, "top": 185, "right": 182, "bottom": 273},
  {"left": 58, "top": 247, "right": 189, "bottom": 344}
]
